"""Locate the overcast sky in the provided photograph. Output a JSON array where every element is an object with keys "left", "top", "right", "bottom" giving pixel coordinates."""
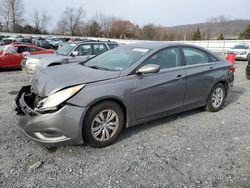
[{"left": 23, "top": 0, "right": 250, "bottom": 30}]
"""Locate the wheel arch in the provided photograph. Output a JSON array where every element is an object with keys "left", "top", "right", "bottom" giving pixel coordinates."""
[
  {"left": 217, "top": 80, "right": 228, "bottom": 97},
  {"left": 83, "top": 97, "right": 128, "bottom": 129},
  {"left": 48, "top": 62, "right": 62, "bottom": 67}
]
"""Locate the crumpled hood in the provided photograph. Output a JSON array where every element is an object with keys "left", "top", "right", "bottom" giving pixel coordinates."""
[{"left": 31, "top": 64, "right": 121, "bottom": 97}]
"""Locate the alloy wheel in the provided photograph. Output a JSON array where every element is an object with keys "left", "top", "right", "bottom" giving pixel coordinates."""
[
  {"left": 211, "top": 88, "right": 224, "bottom": 108},
  {"left": 91, "top": 109, "right": 119, "bottom": 142}
]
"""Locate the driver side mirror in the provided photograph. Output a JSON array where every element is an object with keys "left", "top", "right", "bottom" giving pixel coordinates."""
[
  {"left": 71, "top": 51, "right": 79, "bottom": 57},
  {"left": 136, "top": 64, "right": 160, "bottom": 75}
]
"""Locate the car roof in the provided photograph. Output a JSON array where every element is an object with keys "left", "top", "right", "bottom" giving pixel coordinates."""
[
  {"left": 68, "top": 41, "right": 118, "bottom": 45},
  {"left": 11, "top": 43, "right": 41, "bottom": 48},
  {"left": 126, "top": 42, "right": 182, "bottom": 50},
  {"left": 234, "top": 43, "right": 249, "bottom": 46}
]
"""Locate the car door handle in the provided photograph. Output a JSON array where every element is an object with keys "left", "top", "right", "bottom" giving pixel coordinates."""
[
  {"left": 176, "top": 74, "right": 185, "bottom": 80},
  {"left": 209, "top": 66, "right": 214, "bottom": 70}
]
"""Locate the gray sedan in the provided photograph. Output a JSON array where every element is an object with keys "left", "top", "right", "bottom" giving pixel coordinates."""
[{"left": 15, "top": 42, "right": 234, "bottom": 149}]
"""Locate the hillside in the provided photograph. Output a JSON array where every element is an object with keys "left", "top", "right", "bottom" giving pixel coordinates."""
[{"left": 170, "top": 19, "right": 250, "bottom": 40}]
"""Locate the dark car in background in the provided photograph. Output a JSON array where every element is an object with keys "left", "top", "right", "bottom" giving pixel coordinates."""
[
  {"left": 36, "top": 40, "right": 53, "bottom": 49},
  {"left": 14, "top": 42, "right": 234, "bottom": 149},
  {"left": 0, "top": 35, "right": 7, "bottom": 42},
  {"left": 246, "top": 54, "right": 250, "bottom": 79},
  {"left": 20, "top": 38, "right": 32, "bottom": 44}
]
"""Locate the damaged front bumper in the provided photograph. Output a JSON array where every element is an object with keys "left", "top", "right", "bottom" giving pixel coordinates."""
[{"left": 14, "top": 86, "right": 86, "bottom": 148}]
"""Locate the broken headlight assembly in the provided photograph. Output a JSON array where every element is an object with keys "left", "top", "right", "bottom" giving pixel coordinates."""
[{"left": 35, "top": 84, "right": 85, "bottom": 112}]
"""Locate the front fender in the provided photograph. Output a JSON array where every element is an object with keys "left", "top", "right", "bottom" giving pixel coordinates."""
[{"left": 68, "top": 76, "right": 137, "bottom": 127}]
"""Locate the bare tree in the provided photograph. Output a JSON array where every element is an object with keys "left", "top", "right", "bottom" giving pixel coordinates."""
[
  {"left": 58, "top": 7, "right": 86, "bottom": 36},
  {"left": 32, "top": 9, "right": 51, "bottom": 34},
  {"left": 110, "top": 20, "right": 136, "bottom": 39},
  {"left": 92, "top": 13, "right": 118, "bottom": 37},
  {"left": 56, "top": 21, "right": 66, "bottom": 35},
  {"left": 0, "top": 21, "right": 3, "bottom": 31},
  {"left": 204, "top": 18, "right": 213, "bottom": 40},
  {"left": 0, "top": 0, "right": 24, "bottom": 32},
  {"left": 217, "top": 15, "right": 230, "bottom": 35}
]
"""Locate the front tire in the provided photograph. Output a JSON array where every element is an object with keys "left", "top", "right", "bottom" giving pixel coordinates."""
[
  {"left": 83, "top": 101, "right": 124, "bottom": 148},
  {"left": 205, "top": 83, "right": 226, "bottom": 112}
]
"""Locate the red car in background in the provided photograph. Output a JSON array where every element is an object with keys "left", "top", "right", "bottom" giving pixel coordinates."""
[{"left": 0, "top": 43, "right": 54, "bottom": 69}]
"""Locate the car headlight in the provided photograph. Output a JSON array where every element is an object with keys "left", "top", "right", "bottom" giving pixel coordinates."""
[
  {"left": 35, "top": 84, "right": 85, "bottom": 112},
  {"left": 28, "top": 58, "right": 40, "bottom": 64},
  {"left": 241, "top": 51, "right": 247, "bottom": 55}
]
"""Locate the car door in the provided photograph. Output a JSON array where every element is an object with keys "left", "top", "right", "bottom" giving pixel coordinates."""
[
  {"left": 68, "top": 44, "right": 93, "bottom": 63},
  {"left": 134, "top": 47, "right": 186, "bottom": 120},
  {"left": 0, "top": 46, "right": 23, "bottom": 68},
  {"left": 182, "top": 47, "right": 221, "bottom": 107}
]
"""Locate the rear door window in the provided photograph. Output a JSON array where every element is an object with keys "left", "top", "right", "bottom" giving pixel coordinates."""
[
  {"left": 75, "top": 44, "right": 92, "bottom": 56},
  {"left": 92, "top": 44, "right": 107, "bottom": 55},
  {"left": 183, "top": 47, "right": 209, "bottom": 65},
  {"left": 108, "top": 43, "right": 118, "bottom": 49}
]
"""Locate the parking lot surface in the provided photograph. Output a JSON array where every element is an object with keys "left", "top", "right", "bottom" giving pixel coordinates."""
[{"left": 0, "top": 61, "right": 250, "bottom": 187}]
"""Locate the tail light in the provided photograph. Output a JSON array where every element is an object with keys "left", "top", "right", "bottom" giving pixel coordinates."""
[{"left": 228, "top": 65, "right": 235, "bottom": 73}]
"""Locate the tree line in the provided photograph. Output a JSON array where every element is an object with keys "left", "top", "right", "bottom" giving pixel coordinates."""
[{"left": 0, "top": 0, "right": 250, "bottom": 40}]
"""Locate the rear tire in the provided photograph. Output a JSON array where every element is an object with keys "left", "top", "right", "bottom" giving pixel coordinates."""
[
  {"left": 205, "top": 83, "right": 226, "bottom": 112},
  {"left": 83, "top": 101, "right": 124, "bottom": 148}
]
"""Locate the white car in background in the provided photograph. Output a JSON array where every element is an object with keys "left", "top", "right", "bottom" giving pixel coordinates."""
[{"left": 227, "top": 43, "right": 250, "bottom": 60}]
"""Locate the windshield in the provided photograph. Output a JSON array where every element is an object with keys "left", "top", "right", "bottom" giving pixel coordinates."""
[
  {"left": 56, "top": 43, "right": 76, "bottom": 56},
  {"left": 85, "top": 46, "right": 150, "bottom": 71},
  {"left": 233, "top": 45, "right": 249, "bottom": 50}
]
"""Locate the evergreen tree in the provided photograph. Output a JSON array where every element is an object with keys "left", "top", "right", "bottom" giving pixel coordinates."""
[
  {"left": 90, "top": 21, "right": 102, "bottom": 37},
  {"left": 217, "top": 33, "right": 224, "bottom": 40},
  {"left": 0, "top": 22, "right": 3, "bottom": 31},
  {"left": 192, "top": 28, "right": 201, "bottom": 40},
  {"left": 239, "top": 24, "right": 250, "bottom": 39}
]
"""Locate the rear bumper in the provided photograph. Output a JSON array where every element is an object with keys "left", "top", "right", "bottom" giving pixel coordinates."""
[{"left": 14, "top": 86, "right": 86, "bottom": 148}]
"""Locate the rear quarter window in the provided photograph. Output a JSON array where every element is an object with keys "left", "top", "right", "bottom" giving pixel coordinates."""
[
  {"left": 108, "top": 44, "right": 118, "bottom": 49},
  {"left": 208, "top": 53, "right": 220, "bottom": 62},
  {"left": 183, "top": 47, "right": 218, "bottom": 65},
  {"left": 28, "top": 47, "right": 41, "bottom": 52}
]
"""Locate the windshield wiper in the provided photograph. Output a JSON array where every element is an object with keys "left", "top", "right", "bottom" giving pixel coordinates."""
[{"left": 86, "top": 65, "right": 110, "bottom": 71}]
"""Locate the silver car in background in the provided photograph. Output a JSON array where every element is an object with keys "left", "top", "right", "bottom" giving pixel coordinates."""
[{"left": 22, "top": 41, "right": 118, "bottom": 73}]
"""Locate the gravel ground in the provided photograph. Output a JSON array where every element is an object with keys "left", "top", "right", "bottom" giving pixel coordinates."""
[{"left": 0, "top": 61, "right": 250, "bottom": 188}]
